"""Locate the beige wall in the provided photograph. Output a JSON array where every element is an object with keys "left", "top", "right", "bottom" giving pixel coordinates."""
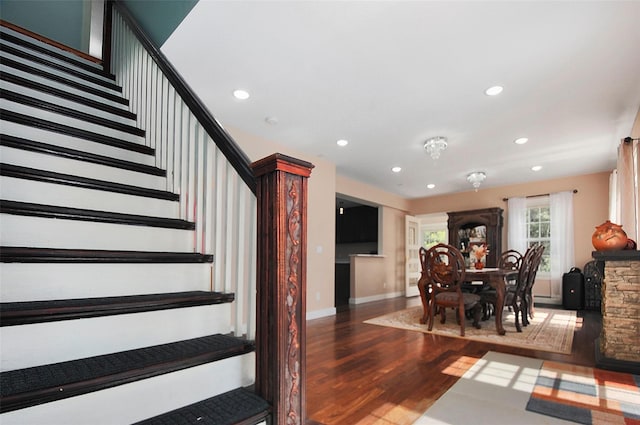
[
  {"left": 227, "top": 127, "right": 337, "bottom": 317},
  {"left": 227, "top": 125, "right": 612, "bottom": 314},
  {"left": 408, "top": 171, "right": 611, "bottom": 269}
]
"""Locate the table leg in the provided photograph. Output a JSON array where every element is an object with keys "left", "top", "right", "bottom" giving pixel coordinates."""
[{"left": 493, "top": 277, "right": 506, "bottom": 335}]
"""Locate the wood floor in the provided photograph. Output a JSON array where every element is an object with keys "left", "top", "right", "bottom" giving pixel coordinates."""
[{"left": 305, "top": 296, "right": 602, "bottom": 425}]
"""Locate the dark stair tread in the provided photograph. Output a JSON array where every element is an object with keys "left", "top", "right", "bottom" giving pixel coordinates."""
[
  {"left": 135, "top": 387, "right": 270, "bottom": 425},
  {"left": 0, "top": 110, "right": 152, "bottom": 154},
  {"left": 0, "top": 334, "right": 254, "bottom": 413},
  {"left": 1, "top": 90, "right": 145, "bottom": 137},
  {"left": 0, "top": 55, "right": 128, "bottom": 105},
  {"left": 1, "top": 291, "right": 235, "bottom": 326},
  {"left": 0, "top": 72, "right": 136, "bottom": 119},
  {"left": 0, "top": 247, "right": 214, "bottom": 263},
  {"left": 0, "top": 134, "right": 165, "bottom": 176},
  {"left": 0, "top": 164, "right": 179, "bottom": 201},
  {"left": 0, "top": 32, "right": 119, "bottom": 85},
  {"left": 0, "top": 200, "right": 195, "bottom": 230}
]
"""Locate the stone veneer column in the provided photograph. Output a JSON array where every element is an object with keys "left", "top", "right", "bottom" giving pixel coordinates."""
[{"left": 592, "top": 250, "right": 640, "bottom": 373}]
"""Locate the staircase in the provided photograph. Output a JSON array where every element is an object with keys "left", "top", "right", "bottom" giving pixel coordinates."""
[{"left": 0, "top": 17, "right": 269, "bottom": 425}]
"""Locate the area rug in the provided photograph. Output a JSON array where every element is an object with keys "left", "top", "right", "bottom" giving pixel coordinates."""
[
  {"left": 364, "top": 306, "right": 576, "bottom": 354},
  {"left": 526, "top": 361, "right": 640, "bottom": 424},
  {"left": 414, "top": 351, "right": 564, "bottom": 424}
]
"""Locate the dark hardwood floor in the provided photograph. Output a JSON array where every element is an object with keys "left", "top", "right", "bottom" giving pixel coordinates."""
[{"left": 305, "top": 296, "right": 601, "bottom": 425}]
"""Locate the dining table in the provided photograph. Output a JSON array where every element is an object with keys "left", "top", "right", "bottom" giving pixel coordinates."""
[{"left": 465, "top": 267, "right": 518, "bottom": 335}]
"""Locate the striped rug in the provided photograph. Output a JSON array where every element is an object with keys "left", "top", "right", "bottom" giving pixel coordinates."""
[{"left": 526, "top": 361, "right": 640, "bottom": 424}]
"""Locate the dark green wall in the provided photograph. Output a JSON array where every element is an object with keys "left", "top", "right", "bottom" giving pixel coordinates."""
[
  {"left": 121, "top": 0, "right": 198, "bottom": 47},
  {"left": 0, "top": 0, "right": 87, "bottom": 51},
  {"left": 0, "top": 0, "right": 199, "bottom": 51}
]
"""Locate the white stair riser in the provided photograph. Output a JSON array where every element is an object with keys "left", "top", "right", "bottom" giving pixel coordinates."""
[
  {"left": 1, "top": 176, "right": 180, "bottom": 218},
  {"left": 1, "top": 99, "right": 146, "bottom": 145},
  {"left": 0, "top": 62, "right": 130, "bottom": 111},
  {"left": 1, "top": 263, "right": 214, "bottom": 302},
  {"left": 1, "top": 215, "right": 195, "bottom": 252},
  {"left": 0, "top": 353, "right": 255, "bottom": 425},
  {"left": 1, "top": 79, "right": 138, "bottom": 126},
  {"left": 1, "top": 146, "right": 168, "bottom": 190},
  {"left": 0, "top": 44, "right": 121, "bottom": 93},
  {"left": 1, "top": 304, "right": 232, "bottom": 371},
  {"left": 0, "top": 26, "right": 105, "bottom": 72},
  {"left": 1, "top": 121, "right": 156, "bottom": 165}
]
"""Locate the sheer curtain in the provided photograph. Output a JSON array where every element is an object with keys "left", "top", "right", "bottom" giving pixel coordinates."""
[
  {"left": 616, "top": 139, "right": 639, "bottom": 243},
  {"left": 507, "top": 197, "right": 527, "bottom": 254},
  {"left": 550, "top": 191, "right": 575, "bottom": 298}
]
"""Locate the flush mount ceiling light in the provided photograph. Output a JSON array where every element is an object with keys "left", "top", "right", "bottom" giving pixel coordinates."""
[
  {"left": 391, "top": 166, "right": 402, "bottom": 173},
  {"left": 233, "top": 89, "right": 250, "bottom": 100},
  {"left": 485, "top": 85, "right": 503, "bottom": 96},
  {"left": 466, "top": 171, "right": 486, "bottom": 192},
  {"left": 424, "top": 136, "right": 448, "bottom": 159},
  {"left": 336, "top": 139, "right": 349, "bottom": 147},
  {"left": 514, "top": 137, "right": 529, "bottom": 145}
]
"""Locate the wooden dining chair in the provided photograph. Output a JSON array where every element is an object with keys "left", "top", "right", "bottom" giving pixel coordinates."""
[
  {"left": 499, "top": 249, "right": 523, "bottom": 272},
  {"left": 417, "top": 246, "right": 431, "bottom": 325},
  {"left": 523, "top": 244, "right": 545, "bottom": 324},
  {"left": 425, "top": 243, "right": 481, "bottom": 336},
  {"left": 480, "top": 246, "right": 536, "bottom": 332}
]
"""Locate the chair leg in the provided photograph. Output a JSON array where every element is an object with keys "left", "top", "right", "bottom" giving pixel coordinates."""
[
  {"left": 472, "top": 304, "right": 482, "bottom": 329},
  {"left": 514, "top": 303, "right": 523, "bottom": 332}
]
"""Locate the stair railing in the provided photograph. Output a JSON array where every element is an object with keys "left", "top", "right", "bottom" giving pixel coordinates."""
[{"left": 108, "top": 1, "right": 257, "bottom": 339}]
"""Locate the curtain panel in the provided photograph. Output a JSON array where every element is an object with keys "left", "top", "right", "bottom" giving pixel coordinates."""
[{"left": 616, "top": 139, "right": 639, "bottom": 243}]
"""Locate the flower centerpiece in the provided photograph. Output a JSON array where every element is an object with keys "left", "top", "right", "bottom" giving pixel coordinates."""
[{"left": 471, "top": 243, "right": 489, "bottom": 269}]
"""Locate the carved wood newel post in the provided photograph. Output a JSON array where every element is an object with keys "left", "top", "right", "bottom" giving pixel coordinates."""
[{"left": 252, "top": 153, "right": 314, "bottom": 425}]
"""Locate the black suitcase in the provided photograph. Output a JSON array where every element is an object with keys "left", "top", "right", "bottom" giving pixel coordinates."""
[
  {"left": 583, "top": 261, "right": 603, "bottom": 311},
  {"left": 562, "top": 267, "right": 584, "bottom": 310}
]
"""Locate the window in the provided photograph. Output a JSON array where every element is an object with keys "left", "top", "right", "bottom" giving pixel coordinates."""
[
  {"left": 526, "top": 199, "right": 551, "bottom": 273},
  {"left": 418, "top": 213, "right": 448, "bottom": 250},
  {"left": 421, "top": 227, "right": 447, "bottom": 249}
]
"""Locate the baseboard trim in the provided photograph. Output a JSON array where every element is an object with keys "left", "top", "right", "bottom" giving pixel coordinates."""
[
  {"left": 306, "top": 307, "right": 336, "bottom": 320},
  {"left": 349, "top": 291, "right": 403, "bottom": 305}
]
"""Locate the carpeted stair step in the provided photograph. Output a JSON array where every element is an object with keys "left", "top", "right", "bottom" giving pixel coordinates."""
[
  {"left": 0, "top": 134, "right": 164, "bottom": 175},
  {"left": 0, "top": 200, "right": 194, "bottom": 229},
  {"left": 0, "top": 291, "right": 234, "bottom": 326},
  {"left": 135, "top": 387, "right": 270, "bottom": 425},
  {"left": 0, "top": 164, "right": 178, "bottom": 200},
  {"left": 0, "top": 334, "right": 255, "bottom": 413},
  {"left": 0, "top": 247, "right": 213, "bottom": 263}
]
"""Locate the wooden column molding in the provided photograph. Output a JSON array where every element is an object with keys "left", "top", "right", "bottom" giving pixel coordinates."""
[{"left": 252, "top": 153, "right": 314, "bottom": 425}]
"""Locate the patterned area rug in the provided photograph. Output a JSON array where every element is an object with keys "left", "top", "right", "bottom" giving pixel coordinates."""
[
  {"left": 364, "top": 306, "right": 576, "bottom": 354},
  {"left": 526, "top": 361, "right": 640, "bottom": 424}
]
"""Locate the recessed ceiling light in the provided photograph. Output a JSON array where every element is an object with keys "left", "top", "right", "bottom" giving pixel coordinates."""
[
  {"left": 427, "top": 184, "right": 435, "bottom": 189},
  {"left": 531, "top": 165, "right": 543, "bottom": 171},
  {"left": 336, "top": 139, "right": 349, "bottom": 147},
  {"left": 391, "top": 166, "right": 402, "bottom": 173},
  {"left": 264, "top": 116, "right": 278, "bottom": 125},
  {"left": 514, "top": 137, "right": 528, "bottom": 145},
  {"left": 485, "top": 85, "right": 503, "bottom": 96},
  {"left": 233, "top": 89, "right": 250, "bottom": 100}
]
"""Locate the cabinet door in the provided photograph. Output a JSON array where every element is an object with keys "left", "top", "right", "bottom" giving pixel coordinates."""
[{"left": 405, "top": 215, "right": 421, "bottom": 297}]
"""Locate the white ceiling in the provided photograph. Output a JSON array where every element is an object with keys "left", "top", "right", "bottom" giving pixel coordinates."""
[{"left": 162, "top": 1, "right": 640, "bottom": 199}]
